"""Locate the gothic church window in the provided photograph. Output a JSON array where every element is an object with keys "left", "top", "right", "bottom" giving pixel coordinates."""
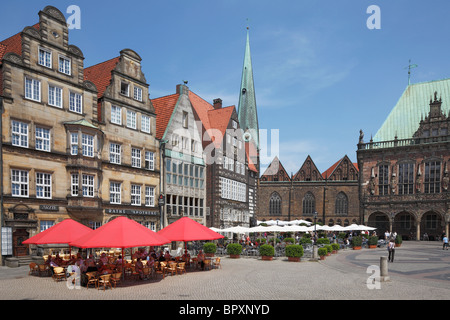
[
  {"left": 269, "top": 192, "right": 281, "bottom": 216},
  {"left": 335, "top": 192, "right": 348, "bottom": 216},
  {"left": 302, "top": 192, "right": 315, "bottom": 215}
]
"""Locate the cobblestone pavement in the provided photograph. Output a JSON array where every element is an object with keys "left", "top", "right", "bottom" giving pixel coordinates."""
[{"left": 0, "top": 241, "right": 449, "bottom": 301}]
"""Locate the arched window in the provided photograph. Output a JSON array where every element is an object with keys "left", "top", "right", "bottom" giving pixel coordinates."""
[
  {"left": 269, "top": 192, "right": 281, "bottom": 216},
  {"left": 335, "top": 192, "right": 348, "bottom": 216},
  {"left": 302, "top": 192, "right": 315, "bottom": 215}
]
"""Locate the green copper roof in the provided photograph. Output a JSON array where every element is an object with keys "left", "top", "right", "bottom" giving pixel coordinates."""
[
  {"left": 374, "top": 78, "right": 450, "bottom": 142},
  {"left": 238, "top": 29, "right": 259, "bottom": 150},
  {"left": 64, "top": 118, "right": 99, "bottom": 129}
]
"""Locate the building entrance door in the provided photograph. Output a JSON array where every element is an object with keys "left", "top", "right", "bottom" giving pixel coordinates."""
[{"left": 13, "top": 229, "right": 29, "bottom": 256}]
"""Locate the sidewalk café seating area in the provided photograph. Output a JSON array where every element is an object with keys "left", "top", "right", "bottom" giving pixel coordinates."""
[{"left": 32, "top": 246, "right": 223, "bottom": 290}]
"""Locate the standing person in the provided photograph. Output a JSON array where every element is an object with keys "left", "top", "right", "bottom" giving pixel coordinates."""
[
  {"left": 443, "top": 235, "right": 449, "bottom": 250},
  {"left": 388, "top": 239, "right": 395, "bottom": 262}
]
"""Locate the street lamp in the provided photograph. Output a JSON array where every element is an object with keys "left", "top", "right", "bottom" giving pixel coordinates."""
[
  {"left": 313, "top": 211, "right": 318, "bottom": 241},
  {"left": 312, "top": 211, "right": 318, "bottom": 260}
]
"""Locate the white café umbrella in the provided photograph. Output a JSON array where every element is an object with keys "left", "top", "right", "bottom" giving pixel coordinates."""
[
  {"left": 288, "top": 219, "right": 312, "bottom": 226},
  {"left": 358, "top": 225, "right": 377, "bottom": 231},
  {"left": 221, "top": 226, "right": 251, "bottom": 234}
]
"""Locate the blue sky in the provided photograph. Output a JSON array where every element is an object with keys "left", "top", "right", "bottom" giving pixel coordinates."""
[{"left": 2, "top": 0, "right": 450, "bottom": 175}]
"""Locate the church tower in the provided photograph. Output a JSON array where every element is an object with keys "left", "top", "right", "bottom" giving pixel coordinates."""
[{"left": 238, "top": 27, "right": 260, "bottom": 172}]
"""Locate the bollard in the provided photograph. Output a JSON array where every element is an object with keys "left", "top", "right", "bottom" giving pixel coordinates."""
[{"left": 379, "top": 256, "right": 390, "bottom": 282}]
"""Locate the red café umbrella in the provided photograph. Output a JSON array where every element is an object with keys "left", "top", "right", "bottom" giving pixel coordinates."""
[
  {"left": 70, "top": 216, "right": 170, "bottom": 248},
  {"left": 70, "top": 217, "right": 170, "bottom": 279},
  {"left": 157, "top": 217, "right": 224, "bottom": 254},
  {"left": 23, "top": 219, "right": 92, "bottom": 245},
  {"left": 23, "top": 219, "right": 92, "bottom": 257}
]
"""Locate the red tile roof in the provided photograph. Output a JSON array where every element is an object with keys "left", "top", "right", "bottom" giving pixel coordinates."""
[
  {"left": 0, "top": 24, "right": 40, "bottom": 95},
  {"left": 84, "top": 57, "right": 120, "bottom": 99},
  {"left": 0, "top": 24, "right": 40, "bottom": 61},
  {"left": 152, "top": 93, "right": 180, "bottom": 140}
]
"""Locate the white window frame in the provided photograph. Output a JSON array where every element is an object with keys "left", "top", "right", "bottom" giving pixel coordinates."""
[
  {"left": 69, "top": 92, "right": 83, "bottom": 114},
  {"left": 126, "top": 110, "right": 137, "bottom": 129},
  {"left": 145, "top": 186, "right": 155, "bottom": 207},
  {"left": 58, "top": 55, "right": 71, "bottom": 75},
  {"left": 131, "top": 184, "right": 141, "bottom": 206},
  {"left": 109, "top": 143, "right": 121, "bottom": 164},
  {"left": 110, "top": 182, "right": 121, "bottom": 204},
  {"left": 11, "top": 169, "right": 29, "bottom": 198},
  {"left": 82, "top": 134, "right": 94, "bottom": 157},
  {"left": 70, "top": 132, "right": 78, "bottom": 155},
  {"left": 111, "top": 105, "right": 122, "bottom": 125},
  {"left": 11, "top": 120, "right": 28, "bottom": 148},
  {"left": 25, "top": 77, "right": 41, "bottom": 102},
  {"left": 131, "top": 148, "right": 141, "bottom": 168},
  {"left": 134, "top": 86, "right": 143, "bottom": 101},
  {"left": 36, "top": 172, "right": 52, "bottom": 199},
  {"left": 145, "top": 151, "right": 155, "bottom": 170},
  {"left": 141, "top": 115, "right": 151, "bottom": 133},
  {"left": 82, "top": 174, "right": 94, "bottom": 197},
  {"left": 71, "top": 174, "right": 79, "bottom": 196},
  {"left": 35, "top": 126, "right": 51, "bottom": 152},
  {"left": 38, "top": 47, "right": 52, "bottom": 69},
  {"left": 48, "top": 85, "right": 63, "bottom": 108}
]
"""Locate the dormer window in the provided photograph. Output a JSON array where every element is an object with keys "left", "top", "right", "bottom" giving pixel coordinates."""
[{"left": 120, "top": 82, "right": 129, "bottom": 96}]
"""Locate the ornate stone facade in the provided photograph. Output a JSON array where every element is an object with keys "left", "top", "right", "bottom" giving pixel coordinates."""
[{"left": 357, "top": 92, "right": 450, "bottom": 240}]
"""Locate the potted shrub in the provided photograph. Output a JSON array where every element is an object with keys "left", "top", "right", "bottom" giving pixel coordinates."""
[
  {"left": 316, "top": 238, "right": 330, "bottom": 245},
  {"left": 285, "top": 244, "right": 303, "bottom": 262},
  {"left": 203, "top": 242, "right": 217, "bottom": 257},
  {"left": 395, "top": 234, "right": 403, "bottom": 247},
  {"left": 259, "top": 244, "right": 275, "bottom": 261},
  {"left": 331, "top": 243, "right": 340, "bottom": 253},
  {"left": 352, "top": 236, "right": 362, "bottom": 250},
  {"left": 284, "top": 237, "right": 295, "bottom": 244},
  {"left": 318, "top": 247, "right": 327, "bottom": 260},
  {"left": 368, "top": 236, "right": 378, "bottom": 249},
  {"left": 300, "top": 237, "right": 312, "bottom": 245},
  {"left": 324, "top": 245, "right": 332, "bottom": 256},
  {"left": 226, "top": 243, "right": 242, "bottom": 258}
]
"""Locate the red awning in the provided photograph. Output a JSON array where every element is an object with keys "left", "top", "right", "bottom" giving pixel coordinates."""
[
  {"left": 23, "top": 219, "right": 92, "bottom": 245},
  {"left": 158, "top": 217, "right": 224, "bottom": 242},
  {"left": 69, "top": 217, "right": 170, "bottom": 249}
]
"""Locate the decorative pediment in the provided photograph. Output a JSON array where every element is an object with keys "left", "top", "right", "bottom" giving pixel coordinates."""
[
  {"left": 41, "top": 6, "right": 66, "bottom": 23},
  {"left": 68, "top": 45, "right": 84, "bottom": 58},
  {"left": 22, "top": 26, "right": 42, "bottom": 39},
  {"left": 2, "top": 52, "right": 23, "bottom": 66}
]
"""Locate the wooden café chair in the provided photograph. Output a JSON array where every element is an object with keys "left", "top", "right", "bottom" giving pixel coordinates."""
[
  {"left": 86, "top": 272, "right": 98, "bottom": 289},
  {"left": 176, "top": 262, "right": 186, "bottom": 275},
  {"left": 98, "top": 274, "right": 112, "bottom": 291},
  {"left": 52, "top": 267, "right": 67, "bottom": 282}
]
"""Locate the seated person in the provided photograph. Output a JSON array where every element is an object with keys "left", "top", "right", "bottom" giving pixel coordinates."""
[
  {"left": 99, "top": 253, "right": 108, "bottom": 265},
  {"left": 135, "top": 258, "right": 144, "bottom": 280},
  {"left": 197, "top": 250, "right": 205, "bottom": 270},
  {"left": 181, "top": 251, "right": 190, "bottom": 262},
  {"left": 85, "top": 254, "right": 97, "bottom": 273},
  {"left": 164, "top": 250, "right": 172, "bottom": 261}
]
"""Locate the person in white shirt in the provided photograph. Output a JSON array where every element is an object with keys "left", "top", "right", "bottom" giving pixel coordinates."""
[{"left": 388, "top": 239, "right": 395, "bottom": 262}]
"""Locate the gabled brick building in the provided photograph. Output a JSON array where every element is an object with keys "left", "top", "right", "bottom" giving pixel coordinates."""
[{"left": 258, "top": 155, "right": 359, "bottom": 226}]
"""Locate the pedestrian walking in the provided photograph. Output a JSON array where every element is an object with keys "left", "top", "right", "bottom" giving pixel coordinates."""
[
  {"left": 388, "top": 239, "right": 395, "bottom": 262},
  {"left": 443, "top": 235, "right": 449, "bottom": 250}
]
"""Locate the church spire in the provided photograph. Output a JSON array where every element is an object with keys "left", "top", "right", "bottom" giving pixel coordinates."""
[{"left": 238, "top": 27, "right": 260, "bottom": 152}]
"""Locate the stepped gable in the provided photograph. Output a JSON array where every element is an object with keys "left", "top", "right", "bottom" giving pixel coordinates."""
[
  {"left": 261, "top": 156, "right": 290, "bottom": 181},
  {"left": 321, "top": 155, "right": 359, "bottom": 181},
  {"left": 293, "top": 155, "right": 324, "bottom": 181}
]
